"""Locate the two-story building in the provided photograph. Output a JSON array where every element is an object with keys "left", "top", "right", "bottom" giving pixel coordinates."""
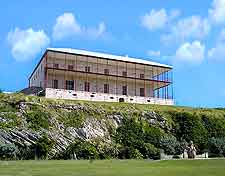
[{"left": 29, "top": 48, "right": 174, "bottom": 105}]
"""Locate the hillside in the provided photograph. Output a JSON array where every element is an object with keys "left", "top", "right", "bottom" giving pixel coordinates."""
[{"left": 1, "top": 93, "right": 225, "bottom": 160}]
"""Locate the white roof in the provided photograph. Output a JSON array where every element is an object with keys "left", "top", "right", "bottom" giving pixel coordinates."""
[{"left": 47, "top": 48, "right": 172, "bottom": 68}]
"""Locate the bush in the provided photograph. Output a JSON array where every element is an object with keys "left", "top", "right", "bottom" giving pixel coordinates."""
[
  {"left": 159, "top": 135, "right": 181, "bottom": 155},
  {"left": 202, "top": 115, "right": 225, "bottom": 138},
  {"left": 26, "top": 107, "right": 50, "bottom": 130},
  {"left": 0, "top": 143, "right": 18, "bottom": 160},
  {"left": 141, "top": 143, "right": 160, "bottom": 160},
  {"left": 172, "top": 111, "right": 208, "bottom": 152},
  {"left": 144, "top": 125, "right": 164, "bottom": 148},
  {"left": 114, "top": 118, "right": 144, "bottom": 149},
  {"left": 208, "top": 137, "right": 225, "bottom": 157},
  {"left": 58, "top": 111, "right": 85, "bottom": 128},
  {"left": 172, "top": 155, "right": 180, "bottom": 159},
  {"left": 16, "top": 145, "right": 34, "bottom": 160},
  {"left": 94, "top": 139, "right": 119, "bottom": 159},
  {"left": 118, "top": 146, "right": 143, "bottom": 159},
  {"left": 64, "top": 139, "right": 99, "bottom": 160},
  {"left": 32, "top": 135, "right": 54, "bottom": 160}
]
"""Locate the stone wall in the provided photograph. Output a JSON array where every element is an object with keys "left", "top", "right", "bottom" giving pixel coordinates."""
[{"left": 45, "top": 88, "right": 174, "bottom": 105}]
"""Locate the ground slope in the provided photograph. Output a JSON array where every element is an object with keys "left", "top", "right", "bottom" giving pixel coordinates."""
[{"left": 0, "top": 93, "right": 225, "bottom": 158}]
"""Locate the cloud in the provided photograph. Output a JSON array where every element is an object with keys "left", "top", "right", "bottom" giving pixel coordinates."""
[
  {"left": 174, "top": 41, "right": 205, "bottom": 64},
  {"left": 86, "top": 22, "right": 106, "bottom": 39},
  {"left": 208, "top": 28, "right": 225, "bottom": 61},
  {"left": 161, "top": 16, "right": 210, "bottom": 44},
  {"left": 147, "top": 50, "right": 161, "bottom": 57},
  {"left": 141, "top": 9, "right": 180, "bottom": 31},
  {"left": 209, "top": 0, "right": 225, "bottom": 24},
  {"left": 7, "top": 28, "right": 50, "bottom": 61},
  {"left": 52, "top": 13, "right": 81, "bottom": 40},
  {"left": 52, "top": 13, "right": 106, "bottom": 40},
  {"left": 208, "top": 44, "right": 225, "bottom": 60}
]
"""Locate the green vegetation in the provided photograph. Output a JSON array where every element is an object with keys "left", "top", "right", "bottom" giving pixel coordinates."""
[
  {"left": 26, "top": 107, "right": 50, "bottom": 130},
  {"left": 0, "top": 144, "right": 18, "bottom": 160},
  {"left": 0, "top": 160, "right": 225, "bottom": 176},
  {"left": 1, "top": 92, "right": 225, "bottom": 159}
]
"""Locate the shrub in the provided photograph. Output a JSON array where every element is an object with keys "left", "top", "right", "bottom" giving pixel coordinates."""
[
  {"left": 94, "top": 139, "right": 119, "bottom": 159},
  {"left": 32, "top": 135, "right": 54, "bottom": 160},
  {"left": 114, "top": 118, "right": 144, "bottom": 149},
  {"left": 118, "top": 146, "right": 143, "bottom": 159},
  {"left": 58, "top": 111, "right": 85, "bottom": 128},
  {"left": 0, "top": 143, "right": 18, "bottom": 160},
  {"left": 16, "top": 145, "right": 34, "bottom": 160},
  {"left": 144, "top": 125, "right": 165, "bottom": 148},
  {"left": 64, "top": 139, "right": 99, "bottom": 160},
  {"left": 141, "top": 143, "right": 160, "bottom": 160},
  {"left": 172, "top": 155, "right": 180, "bottom": 159},
  {"left": 26, "top": 107, "right": 50, "bottom": 130},
  {"left": 202, "top": 114, "right": 225, "bottom": 138},
  {"left": 0, "top": 113, "right": 21, "bottom": 129},
  {"left": 159, "top": 135, "right": 181, "bottom": 155},
  {"left": 172, "top": 111, "right": 208, "bottom": 152},
  {"left": 208, "top": 137, "right": 225, "bottom": 157}
]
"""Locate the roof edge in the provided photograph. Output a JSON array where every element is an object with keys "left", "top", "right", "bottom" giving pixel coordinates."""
[{"left": 47, "top": 48, "right": 173, "bottom": 69}]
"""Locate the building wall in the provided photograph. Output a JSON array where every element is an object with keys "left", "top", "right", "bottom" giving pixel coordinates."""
[
  {"left": 29, "top": 50, "right": 173, "bottom": 105},
  {"left": 45, "top": 88, "right": 174, "bottom": 105},
  {"left": 47, "top": 72, "right": 154, "bottom": 97},
  {"left": 29, "top": 56, "right": 46, "bottom": 88}
]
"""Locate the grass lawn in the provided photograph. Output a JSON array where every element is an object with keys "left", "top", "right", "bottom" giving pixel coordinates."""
[{"left": 0, "top": 159, "right": 224, "bottom": 176}]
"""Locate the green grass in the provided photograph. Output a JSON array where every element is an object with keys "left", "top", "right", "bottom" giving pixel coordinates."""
[{"left": 0, "top": 159, "right": 224, "bottom": 176}]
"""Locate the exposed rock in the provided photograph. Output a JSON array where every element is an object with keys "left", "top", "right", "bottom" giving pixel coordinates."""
[{"left": 0, "top": 98, "right": 170, "bottom": 159}]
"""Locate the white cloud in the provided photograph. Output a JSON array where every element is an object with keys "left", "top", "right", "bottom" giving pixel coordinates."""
[
  {"left": 52, "top": 13, "right": 81, "bottom": 40},
  {"left": 7, "top": 28, "right": 50, "bottom": 61},
  {"left": 86, "top": 22, "right": 106, "bottom": 39},
  {"left": 208, "top": 43, "right": 225, "bottom": 61},
  {"left": 175, "top": 41, "right": 205, "bottom": 64},
  {"left": 161, "top": 16, "right": 210, "bottom": 44},
  {"left": 141, "top": 9, "right": 180, "bottom": 31},
  {"left": 209, "top": 0, "right": 225, "bottom": 24},
  {"left": 147, "top": 50, "right": 161, "bottom": 57},
  {"left": 208, "top": 28, "right": 225, "bottom": 61},
  {"left": 141, "top": 9, "right": 168, "bottom": 31},
  {"left": 52, "top": 13, "right": 106, "bottom": 40}
]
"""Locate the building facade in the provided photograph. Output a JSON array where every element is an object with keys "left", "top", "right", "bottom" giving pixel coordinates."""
[{"left": 29, "top": 48, "right": 174, "bottom": 105}]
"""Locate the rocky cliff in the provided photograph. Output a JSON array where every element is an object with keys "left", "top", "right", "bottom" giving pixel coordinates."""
[{"left": 1, "top": 93, "right": 225, "bottom": 158}]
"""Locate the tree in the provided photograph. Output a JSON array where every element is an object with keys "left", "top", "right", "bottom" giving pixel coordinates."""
[
  {"left": 33, "top": 135, "right": 54, "bottom": 160},
  {"left": 208, "top": 137, "right": 225, "bottom": 157},
  {"left": 65, "top": 139, "right": 99, "bottom": 160},
  {"left": 172, "top": 112, "right": 208, "bottom": 152},
  {"left": 114, "top": 118, "right": 144, "bottom": 149}
]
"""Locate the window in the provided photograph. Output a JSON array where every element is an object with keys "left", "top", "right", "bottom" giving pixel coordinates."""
[
  {"left": 53, "top": 63, "right": 59, "bottom": 68},
  {"left": 140, "top": 74, "right": 145, "bottom": 79},
  {"left": 84, "top": 82, "right": 90, "bottom": 92},
  {"left": 104, "top": 84, "right": 109, "bottom": 93},
  {"left": 104, "top": 69, "right": 109, "bottom": 75},
  {"left": 68, "top": 65, "right": 74, "bottom": 70},
  {"left": 122, "top": 85, "right": 127, "bottom": 95},
  {"left": 122, "top": 71, "right": 127, "bottom": 77},
  {"left": 85, "top": 66, "right": 90, "bottom": 72},
  {"left": 53, "top": 80, "right": 58, "bottom": 89},
  {"left": 140, "top": 88, "right": 145, "bottom": 97},
  {"left": 66, "top": 80, "right": 74, "bottom": 90}
]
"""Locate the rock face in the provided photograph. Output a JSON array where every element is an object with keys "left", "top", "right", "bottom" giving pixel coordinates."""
[{"left": 0, "top": 98, "right": 170, "bottom": 158}]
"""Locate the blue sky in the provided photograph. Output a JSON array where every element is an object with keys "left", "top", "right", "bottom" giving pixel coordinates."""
[{"left": 1, "top": 0, "right": 225, "bottom": 107}]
